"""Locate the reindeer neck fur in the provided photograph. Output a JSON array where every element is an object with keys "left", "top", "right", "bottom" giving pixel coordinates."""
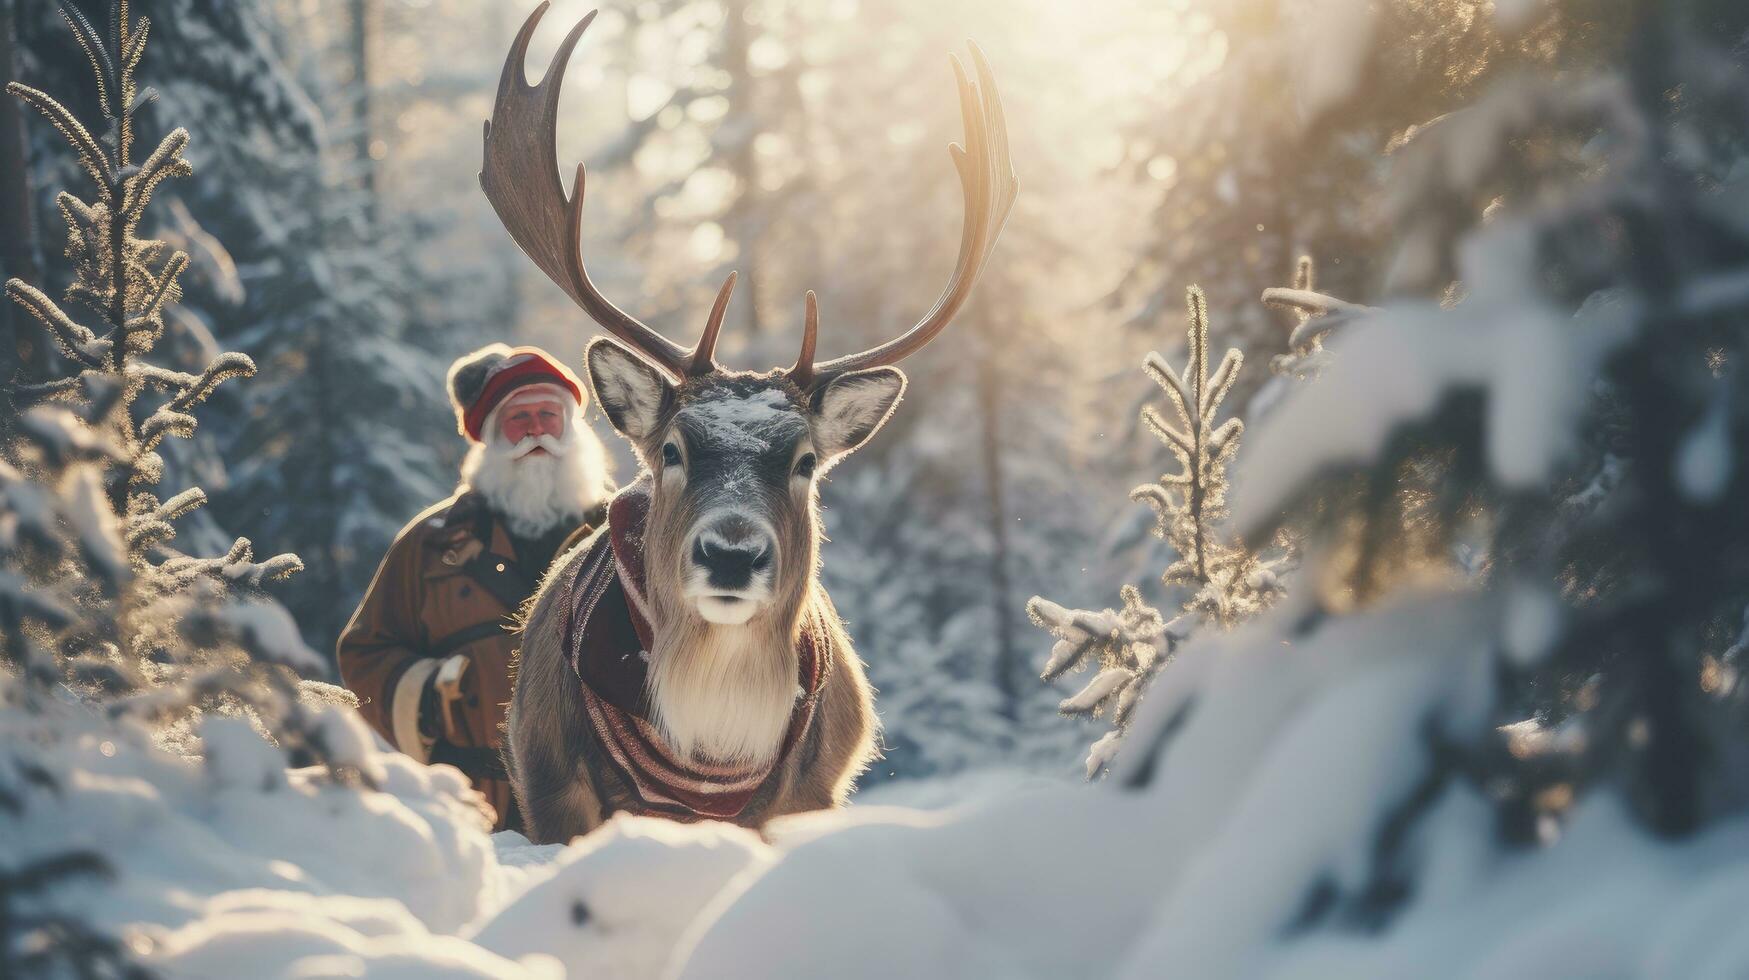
[
  {"left": 638, "top": 470, "right": 820, "bottom": 765},
  {"left": 644, "top": 606, "right": 803, "bottom": 764}
]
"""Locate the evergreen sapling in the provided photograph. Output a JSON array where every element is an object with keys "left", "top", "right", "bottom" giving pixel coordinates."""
[{"left": 1030, "top": 286, "right": 1284, "bottom": 777}]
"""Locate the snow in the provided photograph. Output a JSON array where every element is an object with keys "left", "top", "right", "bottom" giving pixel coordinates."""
[
  {"left": 1501, "top": 583, "right": 1561, "bottom": 667},
  {"left": 201, "top": 716, "right": 291, "bottom": 792},
  {"left": 153, "top": 893, "right": 552, "bottom": 980},
  {"left": 1292, "top": 0, "right": 1376, "bottom": 119},
  {"left": 214, "top": 596, "right": 326, "bottom": 673},
  {"left": 677, "top": 389, "right": 806, "bottom": 453},
  {"left": 1676, "top": 392, "right": 1732, "bottom": 503},
  {"left": 63, "top": 463, "right": 129, "bottom": 585},
  {"left": 10, "top": 577, "right": 1749, "bottom": 978},
  {"left": 5, "top": 690, "right": 499, "bottom": 960},
  {"left": 471, "top": 817, "right": 773, "bottom": 979},
  {"left": 1058, "top": 666, "right": 1132, "bottom": 714},
  {"left": 1231, "top": 224, "right": 1637, "bottom": 533}
]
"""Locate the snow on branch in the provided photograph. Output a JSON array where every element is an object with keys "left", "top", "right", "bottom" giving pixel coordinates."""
[
  {"left": 164, "top": 352, "right": 256, "bottom": 412},
  {"left": 1261, "top": 288, "right": 1377, "bottom": 322},
  {"left": 159, "top": 537, "right": 304, "bottom": 589},
  {"left": 1029, "top": 589, "right": 1184, "bottom": 777},
  {"left": 1264, "top": 256, "right": 1376, "bottom": 380},
  {"left": 3, "top": 281, "right": 112, "bottom": 369},
  {"left": 120, "top": 127, "right": 193, "bottom": 226},
  {"left": 18, "top": 406, "right": 126, "bottom": 469},
  {"left": 4, "top": 82, "right": 113, "bottom": 189}
]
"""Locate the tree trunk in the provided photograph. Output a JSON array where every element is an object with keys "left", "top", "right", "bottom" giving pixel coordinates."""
[
  {"left": 348, "top": 0, "right": 376, "bottom": 225},
  {"left": 974, "top": 315, "right": 1020, "bottom": 723},
  {"left": 0, "top": 0, "right": 48, "bottom": 399},
  {"left": 720, "top": 0, "right": 762, "bottom": 335}
]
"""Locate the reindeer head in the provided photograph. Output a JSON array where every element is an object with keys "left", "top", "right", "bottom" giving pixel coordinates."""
[
  {"left": 482, "top": 3, "right": 1015, "bottom": 629},
  {"left": 586, "top": 335, "right": 906, "bottom": 624}
]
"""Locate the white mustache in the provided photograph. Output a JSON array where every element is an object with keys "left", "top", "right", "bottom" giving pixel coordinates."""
[{"left": 510, "top": 433, "right": 566, "bottom": 459}]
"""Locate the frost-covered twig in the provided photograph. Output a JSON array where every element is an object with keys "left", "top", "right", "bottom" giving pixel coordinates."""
[
  {"left": 1028, "top": 589, "right": 1189, "bottom": 778},
  {"left": 1260, "top": 288, "right": 1376, "bottom": 322},
  {"left": 2, "top": 281, "right": 112, "bottom": 369},
  {"left": 1264, "top": 256, "right": 1373, "bottom": 380}
]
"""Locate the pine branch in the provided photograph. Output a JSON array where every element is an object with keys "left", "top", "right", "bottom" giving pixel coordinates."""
[
  {"left": 120, "top": 128, "right": 191, "bottom": 227},
  {"left": 120, "top": 14, "right": 150, "bottom": 72},
  {"left": 1260, "top": 287, "right": 1376, "bottom": 320},
  {"left": 164, "top": 352, "right": 256, "bottom": 411},
  {"left": 1129, "top": 483, "right": 1177, "bottom": 522},
  {"left": 1142, "top": 351, "right": 1196, "bottom": 432},
  {"left": 1139, "top": 404, "right": 1195, "bottom": 458},
  {"left": 1207, "top": 417, "right": 1244, "bottom": 458},
  {"left": 1203, "top": 350, "right": 1244, "bottom": 424},
  {"left": 58, "top": 7, "right": 113, "bottom": 115},
  {"left": 1034, "top": 282, "right": 1292, "bottom": 777},
  {"left": 136, "top": 408, "right": 196, "bottom": 452},
  {"left": 1266, "top": 257, "right": 1374, "bottom": 380},
  {"left": 5, "top": 84, "right": 112, "bottom": 190},
  {"left": 124, "top": 516, "right": 176, "bottom": 552},
  {"left": 18, "top": 407, "right": 126, "bottom": 468},
  {"left": 132, "top": 450, "right": 163, "bottom": 487},
  {"left": 10, "top": 375, "right": 89, "bottom": 405},
  {"left": 4, "top": 281, "right": 112, "bottom": 368},
  {"left": 1059, "top": 667, "right": 1135, "bottom": 716},
  {"left": 124, "top": 251, "right": 188, "bottom": 331},
  {"left": 159, "top": 537, "right": 304, "bottom": 589},
  {"left": 149, "top": 488, "right": 206, "bottom": 523}
]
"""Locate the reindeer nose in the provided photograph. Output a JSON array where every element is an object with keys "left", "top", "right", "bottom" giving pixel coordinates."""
[{"left": 692, "top": 522, "right": 773, "bottom": 590}]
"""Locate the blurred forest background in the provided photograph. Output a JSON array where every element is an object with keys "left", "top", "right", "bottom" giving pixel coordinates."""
[{"left": 3, "top": 0, "right": 1726, "bottom": 784}]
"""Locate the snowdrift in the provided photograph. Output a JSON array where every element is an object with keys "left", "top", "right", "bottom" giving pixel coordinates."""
[{"left": 11, "top": 589, "right": 1749, "bottom": 978}]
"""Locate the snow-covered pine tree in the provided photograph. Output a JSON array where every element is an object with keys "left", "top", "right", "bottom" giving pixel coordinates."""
[
  {"left": 1030, "top": 285, "right": 1282, "bottom": 777},
  {"left": 1107, "top": 0, "right": 1621, "bottom": 424},
  {"left": 0, "top": 0, "right": 384, "bottom": 774},
  {"left": 0, "top": 4, "right": 321, "bottom": 970},
  {"left": 0, "top": 850, "right": 145, "bottom": 978},
  {"left": 1107, "top": 1, "right": 1749, "bottom": 938},
  {"left": 4, "top": 0, "right": 448, "bottom": 659},
  {"left": 1131, "top": 286, "right": 1282, "bottom": 626}
]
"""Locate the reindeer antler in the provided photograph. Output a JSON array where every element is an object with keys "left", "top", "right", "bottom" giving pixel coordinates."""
[
  {"left": 788, "top": 44, "right": 1018, "bottom": 391},
  {"left": 483, "top": 4, "right": 1016, "bottom": 389},
  {"left": 482, "top": 3, "right": 731, "bottom": 381}
]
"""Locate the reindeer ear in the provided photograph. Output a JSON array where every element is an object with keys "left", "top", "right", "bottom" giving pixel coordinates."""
[
  {"left": 586, "top": 337, "right": 672, "bottom": 442},
  {"left": 812, "top": 367, "right": 907, "bottom": 462}
]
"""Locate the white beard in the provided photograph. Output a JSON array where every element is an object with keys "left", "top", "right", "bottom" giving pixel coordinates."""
[{"left": 461, "top": 414, "right": 610, "bottom": 538}]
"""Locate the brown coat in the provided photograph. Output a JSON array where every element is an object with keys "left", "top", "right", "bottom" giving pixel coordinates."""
[{"left": 336, "top": 491, "right": 601, "bottom": 830}]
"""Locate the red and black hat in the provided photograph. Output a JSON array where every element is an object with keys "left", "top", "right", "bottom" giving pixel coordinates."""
[{"left": 446, "top": 344, "right": 585, "bottom": 442}]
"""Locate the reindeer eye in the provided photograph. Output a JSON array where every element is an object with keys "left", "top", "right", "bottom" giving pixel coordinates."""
[
  {"left": 662, "top": 443, "right": 682, "bottom": 467},
  {"left": 795, "top": 453, "right": 817, "bottom": 479}
]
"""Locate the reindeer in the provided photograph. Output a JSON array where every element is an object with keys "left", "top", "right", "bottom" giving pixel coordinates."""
[{"left": 483, "top": 3, "right": 1016, "bottom": 843}]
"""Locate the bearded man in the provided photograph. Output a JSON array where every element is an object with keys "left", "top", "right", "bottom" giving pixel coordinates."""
[{"left": 338, "top": 344, "right": 613, "bottom": 830}]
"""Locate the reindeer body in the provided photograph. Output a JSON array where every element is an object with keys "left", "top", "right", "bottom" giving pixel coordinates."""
[
  {"left": 483, "top": 4, "right": 1014, "bottom": 840},
  {"left": 509, "top": 529, "right": 875, "bottom": 841}
]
